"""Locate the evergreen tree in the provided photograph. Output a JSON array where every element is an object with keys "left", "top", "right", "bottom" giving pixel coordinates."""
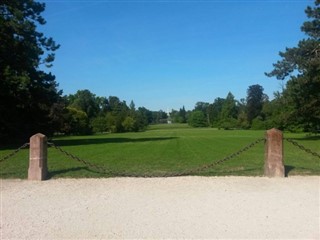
[
  {"left": 0, "top": 0, "right": 61, "bottom": 142},
  {"left": 266, "top": 0, "right": 320, "bottom": 132},
  {"left": 246, "top": 84, "right": 265, "bottom": 124}
]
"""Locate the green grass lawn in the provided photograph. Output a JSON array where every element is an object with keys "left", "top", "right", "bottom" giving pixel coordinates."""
[{"left": 1, "top": 124, "right": 319, "bottom": 178}]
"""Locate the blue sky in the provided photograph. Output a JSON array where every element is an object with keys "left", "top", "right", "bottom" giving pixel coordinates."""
[{"left": 40, "top": 0, "right": 311, "bottom": 111}]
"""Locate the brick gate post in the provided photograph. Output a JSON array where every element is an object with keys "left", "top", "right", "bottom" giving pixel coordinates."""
[
  {"left": 264, "top": 128, "right": 285, "bottom": 177},
  {"left": 28, "top": 133, "right": 48, "bottom": 180}
]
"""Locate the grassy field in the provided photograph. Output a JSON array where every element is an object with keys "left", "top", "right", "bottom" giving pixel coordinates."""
[{"left": 1, "top": 124, "right": 319, "bottom": 178}]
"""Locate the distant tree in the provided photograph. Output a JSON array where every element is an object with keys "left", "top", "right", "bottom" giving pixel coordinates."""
[
  {"left": 170, "top": 109, "right": 179, "bottom": 123},
  {"left": 246, "top": 84, "right": 266, "bottom": 124},
  {"left": 107, "top": 96, "right": 128, "bottom": 113},
  {"left": 237, "top": 98, "right": 249, "bottom": 129},
  {"left": 209, "top": 98, "right": 225, "bottom": 127},
  {"left": 61, "top": 107, "right": 90, "bottom": 135},
  {"left": 266, "top": 0, "right": 320, "bottom": 132},
  {"left": 151, "top": 110, "right": 168, "bottom": 124},
  {"left": 129, "top": 100, "right": 136, "bottom": 116},
  {"left": 67, "top": 90, "right": 100, "bottom": 119},
  {"left": 0, "top": 0, "right": 61, "bottom": 142},
  {"left": 194, "top": 102, "right": 210, "bottom": 113},
  {"left": 122, "top": 116, "right": 136, "bottom": 132},
  {"left": 179, "top": 106, "right": 187, "bottom": 123},
  {"left": 91, "top": 116, "right": 107, "bottom": 133},
  {"left": 194, "top": 102, "right": 210, "bottom": 125},
  {"left": 105, "top": 112, "right": 118, "bottom": 133},
  {"left": 219, "top": 92, "right": 238, "bottom": 129},
  {"left": 261, "top": 92, "right": 291, "bottom": 130},
  {"left": 96, "top": 96, "right": 109, "bottom": 115},
  {"left": 169, "top": 107, "right": 187, "bottom": 124},
  {"left": 188, "top": 111, "right": 208, "bottom": 127},
  {"left": 136, "top": 107, "right": 151, "bottom": 128}
]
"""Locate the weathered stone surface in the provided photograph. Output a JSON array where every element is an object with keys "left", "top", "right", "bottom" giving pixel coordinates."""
[
  {"left": 264, "top": 128, "right": 285, "bottom": 177},
  {"left": 28, "top": 133, "right": 47, "bottom": 180}
]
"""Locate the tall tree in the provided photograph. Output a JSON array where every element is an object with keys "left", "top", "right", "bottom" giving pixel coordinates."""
[
  {"left": 194, "top": 102, "right": 210, "bottom": 125},
  {"left": 179, "top": 106, "right": 187, "bottom": 123},
  {"left": 219, "top": 92, "right": 238, "bottom": 129},
  {"left": 246, "top": 84, "right": 266, "bottom": 124},
  {"left": 266, "top": 0, "right": 320, "bottom": 132},
  {"left": 209, "top": 97, "right": 225, "bottom": 127},
  {"left": 67, "top": 90, "right": 99, "bottom": 119},
  {"left": 0, "top": 0, "right": 61, "bottom": 142}
]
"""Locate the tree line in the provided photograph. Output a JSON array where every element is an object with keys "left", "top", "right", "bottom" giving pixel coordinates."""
[
  {"left": 173, "top": 85, "right": 278, "bottom": 130},
  {"left": 0, "top": 0, "right": 319, "bottom": 143},
  {"left": 58, "top": 90, "right": 168, "bottom": 135}
]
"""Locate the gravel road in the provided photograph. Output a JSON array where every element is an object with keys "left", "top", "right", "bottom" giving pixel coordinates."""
[{"left": 1, "top": 176, "right": 319, "bottom": 239}]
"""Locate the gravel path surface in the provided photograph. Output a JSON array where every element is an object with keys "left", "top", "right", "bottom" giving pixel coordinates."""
[{"left": 1, "top": 176, "right": 319, "bottom": 239}]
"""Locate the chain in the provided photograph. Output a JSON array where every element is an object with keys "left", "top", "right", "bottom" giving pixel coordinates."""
[
  {"left": 48, "top": 142, "right": 113, "bottom": 174},
  {"left": 177, "top": 138, "right": 266, "bottom": 176},
  {"left": 285, "top": 138, "right": 320, "bottom": 159},
  {"left": 0, "top": 143, "right": 30, "bottom": 163},
  {"left": 47, "top": 138, "right": 265, "bottom": 177}
]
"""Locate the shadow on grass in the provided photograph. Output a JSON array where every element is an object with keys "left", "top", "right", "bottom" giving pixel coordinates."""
[
  {"left": 285, "top": 165, "right": 295, "bottom": 177},
  {"left": 47, "top": 166, "right": 104, "bottom": 179},
  {"left": 286, "top": 135, "right": 320, "bottom": 141},
  {"left": 51, "top": 137, "right": 178, "bottom": 147}
]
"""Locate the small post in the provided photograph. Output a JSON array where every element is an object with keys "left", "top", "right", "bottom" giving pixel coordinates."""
[
  {"left": 28, "top": 133, "right": 48, "bottom": 180},
  {"left": 264, "top": 128, "right": 285, "bottom": 177}
]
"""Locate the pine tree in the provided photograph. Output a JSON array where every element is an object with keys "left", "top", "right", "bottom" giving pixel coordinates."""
[
  {"left": 0, "top": 0, "right": 61, "bottom": 142},
  {"left": 266, "top": 0, "right": 320, "bottom": 132}
]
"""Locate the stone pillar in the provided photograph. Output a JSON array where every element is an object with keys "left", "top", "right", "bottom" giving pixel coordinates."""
[
  {"left": 28, "top": 133, "right": 48, "bottom": 180},
  {"left": 264, "top": 128, "right": 285, "bottom": 177}
]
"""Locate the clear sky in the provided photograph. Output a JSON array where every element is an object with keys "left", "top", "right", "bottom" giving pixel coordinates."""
[{"left": 39, "top": 0, "right": 311, "bottom": 111}]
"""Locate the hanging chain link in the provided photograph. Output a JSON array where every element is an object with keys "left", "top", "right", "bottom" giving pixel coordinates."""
[
  {"left": 48, "top": 138, "right": 265, "bottom": 177},
  {"left": 48, "top": 142, "right": 112, "bottom": 174},
  {"left": 285, "top": 138, "right": 320, "bottom": 159},
  {"left": 177, "top": 138, "right": 265, "bottom": 176},
  {"left": 0, "top": 143, "right": 30, "bottom": 163}
]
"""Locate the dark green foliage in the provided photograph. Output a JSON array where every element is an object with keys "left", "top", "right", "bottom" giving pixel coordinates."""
[
  {"left": 208, "top": 98, "right": 225, "bottom": 127},
  {"left": 91, "top": 116, "right": 108, "bottom": 133},
  {"left": 188, "top": 111, "right": 208, "bottom": 127},
  {"left": 246, "top": 85, "right": 266, "bottom": 124},
  {"left": 61, "top": 107, "right": 91, "bottom": 135},
  {"left": 266, "top": 0, "right": 320, "bottom": 133},
  {"left": 0, "top": 0, "right": 61, "bottom": 143},
  {"left": 218, "top": 92, "right": 239, "bottom": 129},
  {"left": 67, "top": 90, "right": 100, "bottom": 119},
  {"left": 170, "top": 106, "right": 188, "bottom": 124},
  {"left": 151, "top": 110, "right": 168, "bottom": 124},
  {"left": 61, "top": 91, "right": 165, "bottom": 134}
]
